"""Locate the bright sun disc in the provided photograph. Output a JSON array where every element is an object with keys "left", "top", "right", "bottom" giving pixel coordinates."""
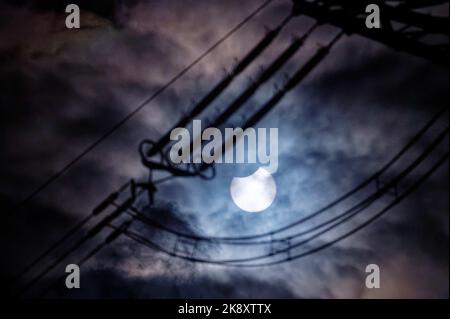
[{"left": 230, "top": 167, "right": 277, "bottom": 213}]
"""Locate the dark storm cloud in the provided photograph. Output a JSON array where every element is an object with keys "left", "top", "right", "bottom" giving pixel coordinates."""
[{"left": 0, "top": 0, "right": 448, "bottom": 298}]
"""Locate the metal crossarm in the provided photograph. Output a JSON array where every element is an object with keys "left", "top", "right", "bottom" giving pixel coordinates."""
[{"left": 292, "top": 0, "right": 449, "bottom": 66}]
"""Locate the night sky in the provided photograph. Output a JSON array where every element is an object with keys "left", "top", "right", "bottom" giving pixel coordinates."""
[{"left": 0, "top": 0, "right": 448, "bottom": 298}]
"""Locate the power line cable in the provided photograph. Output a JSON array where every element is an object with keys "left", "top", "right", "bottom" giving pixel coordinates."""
[
  {"left": 20, "top": 0, "right": 278, "bottom": 205},
  {"left": 240, "top": 152, "right": 450, "bottom": 267},
  {"left": 15, "top": 23, "right": 341, "bottom": 278},
  {"left": 11, "top": 180, "right": 133, "bottom": 283},
  {"left": 13, "top": 0, "right": 282, "bottom": 284},
  {"left": 14, "top": 196, "right": 135, "bottom": 296},
  {"left": 18, "top": 119, "right": 446, "bottom": 290},
  {"left": 120, "top": 151, "right": 449, "bottom": 267},
  {"left": 123, "top": 126, "right": 449, "bottom": 264},
  {"left": 146, "top": 14, "right": 293, "bottom": 157},
  {"left": 38, "top": 221, "right": 133, "bottom": 299},
  {"left": 121, "top": 107, "right": 449, "bottom": 242}
]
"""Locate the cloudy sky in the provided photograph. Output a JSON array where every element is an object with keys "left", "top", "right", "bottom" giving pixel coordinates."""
[{"left": 0, "top": 0, "right": 448, "bottom": 298}]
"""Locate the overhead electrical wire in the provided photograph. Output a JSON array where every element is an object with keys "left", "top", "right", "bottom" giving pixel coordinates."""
[
  {"left": 118, "top": 151, "right": 449, "bottom": 267},
  {"left": 125, "top": 107, "right": 449, "bottom": 243},
  {"left": 113, "top": 125, "right": 449, "bottom": 265},
  {"left": 18, "top": 120, "right": 446, "bottom": 295},
  {"left": 13, "top": 0, "right": 284, "bottom": 290},
  {"left": 20, "top": 0, "right": 279, "bottom": 205},
  {"left": 13, "top": 15, "right": 316, "bottom": 288}
]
